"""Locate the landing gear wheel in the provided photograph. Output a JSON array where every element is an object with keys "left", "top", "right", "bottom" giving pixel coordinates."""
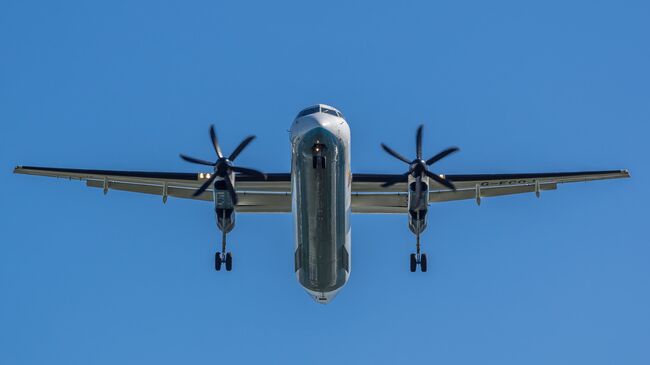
[
  {"left": 225, "top": 252, "right": 233, "bottom": 271},
  {"left": 215, "top": 252, "right": 222, "bottom": 271},
  {"left": 420, "top": 253, "right": 427, "bottom": 272},
  {"left": 410, "top": 253, "right": 417, "bottom": 272}
]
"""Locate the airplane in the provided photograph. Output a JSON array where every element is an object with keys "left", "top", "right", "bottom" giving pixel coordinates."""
[{"left": 14, "top": 104, "right": 630, "bottom": 304}]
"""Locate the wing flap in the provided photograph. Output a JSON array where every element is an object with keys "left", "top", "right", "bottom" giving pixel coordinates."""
[
  {"left": 430, "top": 182, "right": 557, "bottom": 203},
  {"left": 85, "top": 180, "right": 212, "bottom": 201},
  {"left": 351, "top": 193, "right": 408, "bottom": 214},
  {"left": 352, "top": 174, "right": 407, "bottom": 192},
  {"left": 85, "top": 180, "right": 291, "bottom": 212},
  {"left": 350, "top": 183, "right": 559, "bottom": 213}
]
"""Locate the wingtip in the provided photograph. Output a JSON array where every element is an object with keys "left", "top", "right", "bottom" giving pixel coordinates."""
[
  {"left": 13, "top": 165, "right": 22, "bottom": 173},
  {"left": 622, "top": 169, "right": 631, "bottom": 178}
]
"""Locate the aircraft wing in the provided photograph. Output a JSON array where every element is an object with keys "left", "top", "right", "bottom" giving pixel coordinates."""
[
  {"left": 350, "top": 170, "right": 630, "bottom": 213},
  {"left": 13, "top": 166, "right": 292, "bottom": 213},
  {"left": 14, "top": 166, "right": 629, "bottom": 214}
]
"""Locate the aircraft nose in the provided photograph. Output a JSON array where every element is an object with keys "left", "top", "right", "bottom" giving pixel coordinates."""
[
  {"left": 299, "top": 112, "right": 339, "bottom": 129},
  {"left": 302, "top": 114, "right": 321, "bottom": 128},
  {"left": 304, "top": 288, "right": 341, "bottom": 304}
]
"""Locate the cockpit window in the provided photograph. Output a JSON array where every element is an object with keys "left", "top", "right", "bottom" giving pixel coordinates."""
[
  {"left": 322, "top": 108, "right": 338, "bottom": 117},
  {"left": 296, "top": 107, "right": 320, "bottom": 119},
  {"left": 296, "top": 106, "right": 344, "bottom": 119}
]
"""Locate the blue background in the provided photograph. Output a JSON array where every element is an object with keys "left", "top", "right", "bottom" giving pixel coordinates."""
[{"left": 1, "top": 1, "right": 648, "bottom": 363}]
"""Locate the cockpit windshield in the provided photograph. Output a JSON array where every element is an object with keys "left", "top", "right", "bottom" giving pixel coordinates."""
[
  {"left": 321, "top": 108, "right": 339, "bottom": 118},
  {"left": 296, "top": 107, "right": 320, "bottom": 118},
  {"left": 296, "top": 105, "right": 344, "bottom": 119}
]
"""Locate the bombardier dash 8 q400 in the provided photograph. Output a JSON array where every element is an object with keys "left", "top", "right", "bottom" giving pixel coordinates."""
[{"left": 15, "top": 104, "right": 630, "bottom": 303}]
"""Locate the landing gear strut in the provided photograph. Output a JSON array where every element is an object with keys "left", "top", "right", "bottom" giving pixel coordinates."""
[
  {"left": 409, "top": 210, "right": 427, "bottom": 273},
  {"left": 215, "top": 209, "right": 233, "bottom": 272}
]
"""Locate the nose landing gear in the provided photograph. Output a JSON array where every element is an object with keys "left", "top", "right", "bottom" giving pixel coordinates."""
[{"left": 312, "top": 143, "right": 327, "bottom": 169}]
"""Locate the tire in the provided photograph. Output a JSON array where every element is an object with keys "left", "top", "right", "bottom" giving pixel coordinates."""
[
  {"left": 225, "top": 252, "right": 233, "bottom": 271},
  {"left": 410, "top": 253, "right": 417, "bottom": 272},
  {"left": 215, "top": 252, "right": 222, "bottom": 271},
  {"left": 420, "top": 253, "right": 427, "bottom": 272}
]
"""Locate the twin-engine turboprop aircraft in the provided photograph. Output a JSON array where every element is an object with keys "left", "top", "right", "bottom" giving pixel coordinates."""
[{"left": 14, "top": 104, "right": 630, "bottom": 303}]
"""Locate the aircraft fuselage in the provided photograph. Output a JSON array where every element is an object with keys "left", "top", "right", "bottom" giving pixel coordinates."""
[{"left": 290, "top": 106, "right": 351, "bottom": 303}]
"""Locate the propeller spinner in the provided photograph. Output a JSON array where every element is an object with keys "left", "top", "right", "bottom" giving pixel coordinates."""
[{"left": 180, "top": 125, "right": 266, "bottom": 204}]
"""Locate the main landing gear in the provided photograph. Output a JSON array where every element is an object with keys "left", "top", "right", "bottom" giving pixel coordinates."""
[
  {"left": 409, "top": 228, "right": 428, "bottom": 272},
  {"left": 215, "top": 251, "right": 232, "bottom": 271},
  {"left": 409, "top": 210, "right": 427, "bottom": 272},
  {"left": 215, "top": 210, "right": 233, "bottom": 272}
]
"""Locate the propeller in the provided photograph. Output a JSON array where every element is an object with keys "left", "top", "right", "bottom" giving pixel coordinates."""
[
  {"left": 180, "top": 125, "right": 266, "bottom": 204},
  {"left": 380, "top": 125, "right": 459, "bottom": 198}
]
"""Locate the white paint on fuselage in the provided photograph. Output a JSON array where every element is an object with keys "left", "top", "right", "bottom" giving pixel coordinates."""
[{"left": 290, "top": 104, "right": 351, "bottom": 304}]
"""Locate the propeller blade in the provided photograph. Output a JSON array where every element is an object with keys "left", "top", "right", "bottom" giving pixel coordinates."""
[
  {"left": 229, "top": 136, "right": 256, "bottom": 161},
  {"left": 416, "top": 125, "right": 423, "bottom": 159},
  {"left": 232, "top": 166, "right": 266, "bottom": 179},
  {"left": 425, "top": 170, "right": 456, "bottom": 190},
  {"left": 209, "top": 125, "right": 224, "bottom": 159},
  {"left": 223, "top": 174, "right": 239, "bottom": 205},
  {"left": 425, "top": 147, "right": 460, "bottom": 166},
  {"left": 179, "top": 154, "right": 216, "bottom": 166},
  {"left": 380, "top": 172, "right": 410, "bottom": 188},
  {"left": 193, "top": 174, "right": 217, "bottom": 197},
  {"left": 381, "top": 143, "right": 411, "bottom": 164}
]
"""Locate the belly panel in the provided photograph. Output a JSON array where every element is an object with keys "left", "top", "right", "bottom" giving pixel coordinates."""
[{"left": 292, "top": 127, "right": 349, "bottom": 293}]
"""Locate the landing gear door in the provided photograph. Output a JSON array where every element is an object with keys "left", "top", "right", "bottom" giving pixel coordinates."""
[{"left": 215, "top": 188, "right": 235, "bottom": 210}]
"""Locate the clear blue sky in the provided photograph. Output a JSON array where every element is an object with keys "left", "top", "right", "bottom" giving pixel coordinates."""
[{"left": 1, "top": 0, "right": 648, "bottom": 364}]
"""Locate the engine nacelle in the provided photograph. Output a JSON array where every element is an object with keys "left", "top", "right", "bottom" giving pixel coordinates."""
[
  {"left": 214, "top": 178, "right": 236, "bottom": 233},
  {"left": 407, "top": 176, "right": 429, "bottom": 234}
]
